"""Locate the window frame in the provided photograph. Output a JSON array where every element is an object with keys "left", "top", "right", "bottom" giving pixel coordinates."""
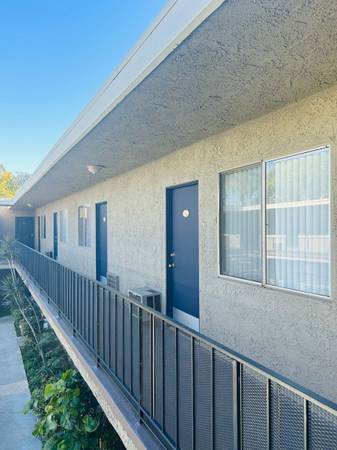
[
  {"left": 78, "top": 205, "right": 91, "bottom": 248},
  {"left": 218, "top": 162, "right": 263, "bottom": 284},
  {"left": 218, "top": 145, "right": 331, "bottom": 299}
]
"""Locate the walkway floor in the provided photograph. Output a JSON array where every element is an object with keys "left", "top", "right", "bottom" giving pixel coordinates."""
[{"left": 0, "top": 315, "right": 41, "bottom": 450}]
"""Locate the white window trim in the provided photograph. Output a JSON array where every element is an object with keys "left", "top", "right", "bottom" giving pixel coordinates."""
[{"left": 217, "top": 145, "right": 332, "bottom": 300}]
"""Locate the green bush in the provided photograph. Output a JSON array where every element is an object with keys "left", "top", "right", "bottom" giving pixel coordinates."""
[{"left": 26, "top": 369, "right": 119, "bottom": 450}]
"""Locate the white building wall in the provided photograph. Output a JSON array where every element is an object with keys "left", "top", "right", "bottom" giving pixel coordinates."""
[{"left": 36, "top": 84, "right": 337, "bottom": 401}]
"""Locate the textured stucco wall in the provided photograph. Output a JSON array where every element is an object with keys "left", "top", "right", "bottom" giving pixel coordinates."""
[{"left": 36, "top": 85, "right": 337, "bottom": 401}]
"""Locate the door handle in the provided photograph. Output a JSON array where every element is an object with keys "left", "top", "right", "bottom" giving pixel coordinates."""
[{"left": 168, "top": 263, "right": 175, "bottom": 269}]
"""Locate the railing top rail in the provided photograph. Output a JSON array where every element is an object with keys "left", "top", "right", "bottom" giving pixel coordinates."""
[{"left": 15, "top": 240, "right": 337, "bottom": 416}]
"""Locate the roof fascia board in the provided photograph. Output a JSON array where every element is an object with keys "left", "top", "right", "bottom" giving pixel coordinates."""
[{"left": 13, "top": 0, "right": 225, "bottom": 205}]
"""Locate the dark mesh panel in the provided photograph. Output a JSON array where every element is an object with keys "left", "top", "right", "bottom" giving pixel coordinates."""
[
  {"left": 109, "top": 294, "right": 116, "bottom": 373},
  {"left": 93, "top": 285, "right": 98, "bottom": 353},
  {"left": 270, "top": 382, "right": 304, "bottom": 450},
  {"left": 154, "top": 317, "right": 164, "bottom": 427},
  {"left": 141, "top": 311, "right": 151, "bottom": 414},
  {"left": 78, "top": 277, "right": 83, "bottom": 335},
  {"left": 103, "top": 290, "right": 110, "bottom": 367},
  {"left": 98, "top": 287, "right": 104, "bottom": 359},
  {"left": 308, "top": 402, "right": 337, "bottom": 449},
  {"left": 116, "top": 296, "right": 124, "bottom": 381},
  {"left": 194, "top": 340, "right": 212, "bottom": 450},
  {"left": 79, "top": 276, "right": 83, "bottom": 338},
  {"left": 83, "top": 279, "right": 88, "bottom": 338},
  {"left": 123, "top": 302, "right": 132, "bottom": 391},
  {"left": 177, "top": 331, "right": 193, "bottom": 450},
  {"left": 131, "top": 305, "right": 140, "bottom": 400},
  {"left": 241, "top": 366, "right": 268, "bottom": 450},
  {"left": 214, "top": 351, "right": 233, "bottom": 450},
  {"left": 88, "top": 281, "right": 94, "bottom": 348},
  {"left": 164, "top": 323, "right": 177, "bottom": 444}
]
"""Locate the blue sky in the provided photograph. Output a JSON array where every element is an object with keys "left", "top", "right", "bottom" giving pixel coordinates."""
[{"left": 0, "top": 0, "right": 167, "bottom": 174}]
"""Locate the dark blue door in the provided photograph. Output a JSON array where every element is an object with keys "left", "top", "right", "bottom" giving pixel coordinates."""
[
  {"left": 167, "top": 182, "right": 199, "bottom": 330},
  {"left": 96, "top": 202, "right": 107, "bottom": 282},
  {"left": 15, "top": 217, "right": 34, "bottom": 248},
  {"left": 53, "top": 212, "right": 58, "bottom": 260}
]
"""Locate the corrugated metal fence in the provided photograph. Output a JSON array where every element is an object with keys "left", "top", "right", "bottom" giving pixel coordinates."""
[{"left": 15, "top": 242, "right": 337, "bottom": 449}]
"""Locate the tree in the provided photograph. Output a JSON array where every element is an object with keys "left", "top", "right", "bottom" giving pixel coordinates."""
[{"left": 0, "top": 164, "right": 30, "bottom": 198}]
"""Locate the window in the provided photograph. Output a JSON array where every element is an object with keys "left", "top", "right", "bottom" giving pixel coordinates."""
[
  {"left": 78, "top": 206, "right": 91, "bottom": 247},
  {"left": 220, "top": 147, "right": 330, "bottom": 296},
  {"left": 60, "top": 210, "right": 68, "bottom": 243},
  {"left": 42, "top": 215, "right": 46, "bottom": 239},
  {"left": 219, "top": 164, "right": 262, "bottom": 282}
]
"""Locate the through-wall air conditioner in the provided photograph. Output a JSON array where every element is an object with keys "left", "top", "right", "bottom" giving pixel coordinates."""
[{"left": 128, "top": 287, "right": 161, "bottom": 312}]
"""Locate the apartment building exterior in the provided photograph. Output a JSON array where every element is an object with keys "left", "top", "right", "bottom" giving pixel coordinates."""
[{"left": 2, "top": 0, "right": 337, "bottom": 448}]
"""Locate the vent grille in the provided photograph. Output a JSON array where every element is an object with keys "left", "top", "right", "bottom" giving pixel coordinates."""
[{"left": 107, "top": 272, "right": 119, "bottom": 291}]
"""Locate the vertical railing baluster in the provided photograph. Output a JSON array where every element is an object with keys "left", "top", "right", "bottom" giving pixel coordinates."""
[
  {"left": 114, "top": 294, "right": 117, "bottom": 374},
  {"left": 211, "top": 347, "right": 214, "bottom": 450},
  {"left": 304, "top": 399, "right": 308, "bottom": 450},
  {"left": 191, "top": 336, "right": 195, "bottom": 450},
  {"left": 138, "top": 306, "right": 143, "bottom": 423},
  {"left": 233, "top": 360, "right": 240, "bottom": 450},
  {"left": 130, "top": 302, "right": 133, "bottom": 395},
  {"left": 96, "top": 284, "right": 100, "bottom": 367},
  {"left": 175, "top": 326, "right": 179, "bottom": 448},
  {"left": 102, "top": 287, "right": 105, "bottom": 363},
  {"left": 108, "top": 291, "right": 112, "bottom": 370},
  {"left": 122, "top": 298, "right": 125, "bottom": 383},
  {"left": 267, "top": 378, "right": 271, "bottom": 450},
  {"left": 161, "top": 319, "right": 165, "bottom": 433},
  {"left": 150, "top": 313, "right": 154, "bottom": 418}
]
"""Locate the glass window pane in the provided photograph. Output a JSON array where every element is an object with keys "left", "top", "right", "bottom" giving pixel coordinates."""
[
  {"left": 85, "top": 207, "right": 91, "bottom": 247},
  {"left": 60, "top": 210, "right": 68, "bottom": 243},
  {"left": 266, "top": 148, "right": 330, "bottom": 296},
  {"left": 220, "top": 165, "right": 262, "bottom": 282},
  {"left": 78, "top": 207, "right": 83, "bottom": 246}
]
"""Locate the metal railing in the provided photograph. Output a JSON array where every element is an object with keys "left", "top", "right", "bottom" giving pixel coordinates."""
[{"left": 15, "top": 241, "right": 337, "bottom": 449}]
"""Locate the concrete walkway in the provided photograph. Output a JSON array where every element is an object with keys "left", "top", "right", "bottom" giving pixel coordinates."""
[{"left": 0, "top": 315, "right": 40, "bottom": 450}]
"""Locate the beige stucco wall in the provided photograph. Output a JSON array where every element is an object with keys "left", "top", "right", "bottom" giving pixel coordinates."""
[{"left": 36, "top": 84, "right": 337, "bottom": 401}]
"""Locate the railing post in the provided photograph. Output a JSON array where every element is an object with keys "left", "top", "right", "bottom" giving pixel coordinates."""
[
  {"left": 150, "top": 313, "right": 154, "bottom": 419},
  {"left": 304, "top": 399, "right": 308, "bottom": 450},
  {"left": 233, "top": 360, "right": 241, "bottom": 450},
  {"left": 138, "top": 306, "right": 143, "bottom": 424},
  {"left": 96, "top": 285, "right": 100, "bottom": 368},
  {"left": 72, "top": 272, "right": 76, "bottom": 337}
]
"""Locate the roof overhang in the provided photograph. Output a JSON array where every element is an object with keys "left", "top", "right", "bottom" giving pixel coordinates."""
[
  {"left": 0, "top": 199, "right": 14, "bottom": 207},
  {"left": 13, "top": 0, "right": 337, "bottom": 208}
]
